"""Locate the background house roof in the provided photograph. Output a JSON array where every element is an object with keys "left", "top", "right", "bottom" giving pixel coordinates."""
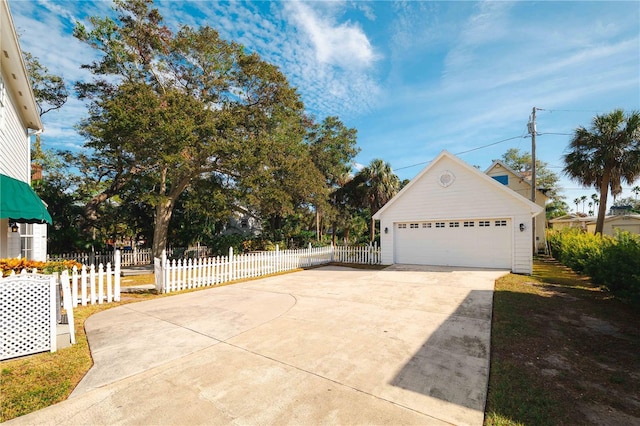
[{"left": 485, "top": 160, "right": 550, "bottom": 195}]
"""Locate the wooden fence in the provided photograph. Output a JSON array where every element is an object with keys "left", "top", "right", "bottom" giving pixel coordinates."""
[
  {"left": 48, "top": 246, "right": 211, "bottom": 267},
  {"left": 159, "top": 244, "right": 380, "bottom": 293},
  {"left": 49, "top": 249, "right": 146, "bottom": 267},
  {"left": 12, "top": 251, "right": 121, "bottom": 307},
  {"left": 66, "top": 253, "right": 121, "bottom": 307}
]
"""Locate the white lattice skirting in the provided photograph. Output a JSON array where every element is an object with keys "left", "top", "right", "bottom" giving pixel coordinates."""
[{"left": 0, "top": 275, "right": 56, "bottom": 360}]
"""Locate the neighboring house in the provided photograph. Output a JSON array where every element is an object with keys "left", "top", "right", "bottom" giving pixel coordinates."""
[
  {"left": 485, "top": 160, "right": 549, "bottom": 253},
  {"left": 585, "top": 215, "right": 640, "bottom": 236},
  {"left": 548, "top": 214, "right": 594, "bottom": 231},
  {"left": 221, "top": 209, "right": 262, "bottom": 237},
  {"left": 373, "top": 151, "right": 543, "bottom": 274},
  {"left": 0, "top": 0, "right": 50, "bottom": 261}
]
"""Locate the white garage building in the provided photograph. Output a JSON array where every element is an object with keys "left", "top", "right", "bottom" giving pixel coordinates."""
[{"left": 373, "top": 151, "right": 544, "bottom": 274}]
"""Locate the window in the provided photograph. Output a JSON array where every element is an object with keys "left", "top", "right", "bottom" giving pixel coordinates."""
[
  {"left": 492, "top": 175, "right": 509, "bottom": 185},
  {"left": 423, "top": 223, "right": 431, "bottom": 228},
  {"left": 398, "top": 223, "right": 407, "bottom": 229},
  {"left": 435, "top": 222, "right": 445, "bottom": 228},
  {"left": 495, "top": 220, "right": 507, "bottom": 227},
  {"left": 449, "top": 222, "right": 459, "bottom": 228},
  {"left": 20, "top": 224, "right": 34, "bottom": 260},
  {"left": 479, "top": 221, "right": 490, "bottom": 227},
  {"left": 410, "top": 223, "right": 419, "bottom": 229},
  {"left": 464, "top": 221, "right": 475, "bottom": 227}
]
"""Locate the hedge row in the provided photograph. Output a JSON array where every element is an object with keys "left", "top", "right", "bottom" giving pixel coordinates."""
[{"left": 547, "top": 229, "right": 640, "bottom": 305}]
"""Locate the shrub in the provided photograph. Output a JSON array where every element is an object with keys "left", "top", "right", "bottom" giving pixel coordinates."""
[
  {"left": 547, "top": 228, "right": 605, "bottom": 274},
  {"left": 0, "top": 258, "right": 82, "bottom": 277},
  {"left": 594, "top": 232, "right": 640, "bottom": 305},
  {"left": 547, "top": 228, "right": 640, "bottom": 305}
]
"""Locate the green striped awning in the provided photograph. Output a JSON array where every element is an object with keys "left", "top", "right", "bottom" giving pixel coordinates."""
[{"left": 0, "top": 174, "right": 52, "bottom": 224}]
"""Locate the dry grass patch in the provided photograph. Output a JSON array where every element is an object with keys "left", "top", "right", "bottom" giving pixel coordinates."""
[
  {"left": 120, "top": 273, "right": 155, "bottom": 287},
  {"left": 485, "top": 256, "right": 640, "bottom": 425}
]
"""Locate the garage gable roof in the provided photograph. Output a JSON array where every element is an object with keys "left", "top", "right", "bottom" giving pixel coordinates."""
[{"left": 373, "top": 150, "right": 544, "bottom": 220}]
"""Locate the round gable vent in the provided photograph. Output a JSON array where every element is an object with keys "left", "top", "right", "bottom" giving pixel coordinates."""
[{"left": 438, "top": 170, "right": 455, "bottom": 188}]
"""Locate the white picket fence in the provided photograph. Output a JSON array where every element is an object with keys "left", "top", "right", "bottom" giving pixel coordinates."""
[
  {"left": 66, "top": 254, "right": 121, "bottom": 307},
  {"left": 8, "top": 251, "right": 121, "bottom": 307},
  {"left": 333, "top": 244, "right": 381, "bottom": 265},
  {"left": 49, "top": 249, "right": 148, "bottom": 267},
  {"left": 159, "top": 244, "right": 380, "bottom": 294},
  {"left": 49, "top": 246, "right": 211, "bottom": 266}
]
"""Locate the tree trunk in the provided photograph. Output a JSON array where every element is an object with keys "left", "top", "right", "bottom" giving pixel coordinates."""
[
  {"left": 151, "top": 168, "right": 191, "bottom": 260},
  {"left": 152, "top": 199, "right": 174, "bottom": 260},
  {"left": 595, "top": 172, "right": 610, "bottom": 235},
  {"left": 370, "top": 216, "right": 375, "bottom": 243},
  {"left": 331, "top": 221, "right": 336, "bottom": 245}
]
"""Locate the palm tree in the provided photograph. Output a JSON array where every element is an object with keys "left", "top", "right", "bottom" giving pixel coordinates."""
[
  {"left": 573, "top": 197, "right": 581, "bottom": 213},
  {"left": 591, "top": 193, "right": 599, "bottom": 214},
  {"left": 580, "top": 195, "right": 588, "bottom": 213},
  {"left": 633, "top": 185, "right": 640, "bottom": 201},
  {"left": 564, "top": 109, "right": 640, "bottom": 234},
  {"left": 357, "top": 159, "right": 400, "bottom": 242}
]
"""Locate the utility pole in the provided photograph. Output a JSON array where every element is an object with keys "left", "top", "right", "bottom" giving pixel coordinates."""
[
  {"left": 528, "top": 107, "right": 538, "bottom": 255},
  {"left": 530, "top": 107, "right": 537, "bottom": 203}
]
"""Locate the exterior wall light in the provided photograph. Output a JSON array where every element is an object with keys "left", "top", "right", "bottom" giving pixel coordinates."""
[
  {"left": 519, "top": 223, "right": 526, "bottom": 232},
  {"left": 9, "top": 221, "right": 19, "bottom": 233},
  {"left": 384, "top": 227, "right": 389, "bottom": 234}
]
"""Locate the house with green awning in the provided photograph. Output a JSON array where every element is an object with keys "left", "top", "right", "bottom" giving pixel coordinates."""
[{"left": 0, "top": 0, "right": 51, "bottom": 261}]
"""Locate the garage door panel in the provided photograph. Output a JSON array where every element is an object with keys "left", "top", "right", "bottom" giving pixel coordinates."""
[{"left": 394, "top": 220, "right": 511, "bottom": 268}]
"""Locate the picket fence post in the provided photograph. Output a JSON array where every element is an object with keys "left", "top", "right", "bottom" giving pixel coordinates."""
[{"left": 114, "top": 250, "right": 121, "bottom": 301}]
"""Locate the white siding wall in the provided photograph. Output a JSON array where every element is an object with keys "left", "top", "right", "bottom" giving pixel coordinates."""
[
  {"left": 512, "top": 213, "right": 534, "bottom": 274},
  {"left": 0, "top": 73, "right": 30, "bottom": 181},
  {"left": 1, "top": 71, "right": 46, "bottom": 261},
  {"left": 7, "top": 229, "right": 21, "bottom": 258},
  {"left": 378, "top": 156, "right": 537, "bottom": 274},
  {"left": 31, "top": 224, "right": 48, "bottom": 261}
]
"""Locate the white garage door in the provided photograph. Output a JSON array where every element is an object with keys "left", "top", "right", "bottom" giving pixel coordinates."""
[{"left": 394, "top": 219, "right": 512, "bottom": 268}]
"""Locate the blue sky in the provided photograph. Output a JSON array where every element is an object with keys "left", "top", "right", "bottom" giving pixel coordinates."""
[{"left": 9, "top": 0, "right": 640, "bottom": 211}]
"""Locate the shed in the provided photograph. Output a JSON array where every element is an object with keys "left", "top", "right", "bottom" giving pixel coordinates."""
[{"left": 373, "top": 151, "right": 544, "bottom": 274}]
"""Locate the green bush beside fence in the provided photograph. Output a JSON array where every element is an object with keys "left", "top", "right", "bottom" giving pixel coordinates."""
[{"left": 547, "top": 228, "right": 640, "bottom": 306}]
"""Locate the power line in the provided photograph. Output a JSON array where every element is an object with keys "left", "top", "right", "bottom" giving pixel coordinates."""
[
  {"left": 543, "top": 109, "right": 602, "bottom": 113},
  {"left": 537, "top": 132, "right": 572, "bottom": 136},
  {"left": 394, "top": 135, "right": 526, "bottom": 171}
]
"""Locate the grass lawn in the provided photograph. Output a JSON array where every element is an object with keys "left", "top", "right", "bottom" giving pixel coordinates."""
[{"left": 485, "top": 256, "right": 640, "bottom": 425}]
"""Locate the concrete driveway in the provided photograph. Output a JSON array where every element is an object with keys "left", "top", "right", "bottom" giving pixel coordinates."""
[{"left": 7, "top": 265, "right": 507, "bottom": 426}]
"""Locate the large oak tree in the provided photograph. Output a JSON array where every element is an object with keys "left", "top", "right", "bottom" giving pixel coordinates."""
[{"left": 74, "top": 0, "right": 320, "bottom": 259}]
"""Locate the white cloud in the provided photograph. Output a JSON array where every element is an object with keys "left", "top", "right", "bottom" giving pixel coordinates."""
[
  {"left": 285, "top": 1, "right": 377, "bottom": 70},
  {"left": 161, "top": 1, "right": 382, "bottom": 119}
]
